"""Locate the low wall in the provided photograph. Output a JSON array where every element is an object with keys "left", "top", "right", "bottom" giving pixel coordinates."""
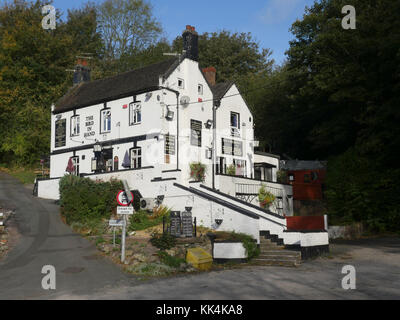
[
  {"left": 213, "top": 241, "right": 247, "bottom": 263},
  {"left": 328, "top": 223, "right": 364, "bottom": 239},
  {"left": 283, "top": 230, "right": 329, "bottom": 260},
  {"left": 286, "top": 215, "right": 327, "bottom": 231},
  {"left": 165, "top": 183, "right": 261, "bottom": 243},
  {"left": 37, "top": 178, "right": 60, "bottom": 200}
]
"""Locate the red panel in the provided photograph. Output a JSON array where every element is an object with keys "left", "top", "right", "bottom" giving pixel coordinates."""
[{"left": 286, "top": 216, "right": 325, "bottom": 230}]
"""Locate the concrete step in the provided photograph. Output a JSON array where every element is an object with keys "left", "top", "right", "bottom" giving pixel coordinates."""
[
  {"left": 253, "top": 258, "right": 301, "bottom": 267},
  {"left": 259, "top": 250, "right": 301, "bottom": 257},
  {"left": 258, "top": 254, "right": 300, "bottom": 261},
  {"left": 259, "top": 244, "right": 286, "bottom": 250}
]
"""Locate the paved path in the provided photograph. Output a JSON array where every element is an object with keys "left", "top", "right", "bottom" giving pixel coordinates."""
[
  {"left": 0, "top": 172, "right": 399, "bottom": 300},
  {"left": 0, "top": 172, "right": 130, "bottom": 299}
]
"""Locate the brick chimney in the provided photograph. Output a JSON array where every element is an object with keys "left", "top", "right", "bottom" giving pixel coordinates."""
[
  {"left": 182, "top": 25, "right": 199, "bottom": 61},
  {"left": 73, "top": 58, "right": 91, "bottom": 85},
  {"left": 202, "top": 67, "right": 216, "bottom": 86}
]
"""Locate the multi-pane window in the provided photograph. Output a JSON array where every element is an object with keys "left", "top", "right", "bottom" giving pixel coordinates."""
[
  {"left": 222, "top": 138, "right": 243, "bottom": 156},
  {"left": 101, "top": 109, "right": 111, "bottom": 133},
  {"left": 190, "top": 119, "right": 202, "bottom": 147},
  {"left": 230, "top": 112, "right": 240, "bottom": 136},
  {"left": 130, "top": 147, "right": 142, "bottom": 169},
  {"left": 70, "top": 115, "right": 80, "bottom": 136},
  {"left": 129, "top": 103, "right": 141, "bottom": 125}
]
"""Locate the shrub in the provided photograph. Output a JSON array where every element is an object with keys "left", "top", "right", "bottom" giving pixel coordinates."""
[
  {"left": 157, "top": 251, "right": 185, "bottom": 268},
  {"left": 128, "top": 207, "right": 170, "bottom": 231},
  {"left": 276, "top": 170, "right": 287, "bottom": 183},
  {"left": 150, "top": 232, "right": 176, "bottom": 250},
  {"left": 127, "top": 262, "right": 174, "bottom": 277},
  {"left": 212, "top": 231, "right": 259, "bottom": 261},
  {"left": 59, "top": 175, "right": 122, "bottom": 225}
]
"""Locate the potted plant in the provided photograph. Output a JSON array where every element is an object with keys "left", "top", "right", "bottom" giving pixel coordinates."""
[
  {"left": 189, "top": 162, "right": 206, "bottom": 182},
  {"left": 226, "top": 164, "right": 236, "bottom": 176},
  {"left": 258, "top": 184, "right": 276, "bottom": 209}
]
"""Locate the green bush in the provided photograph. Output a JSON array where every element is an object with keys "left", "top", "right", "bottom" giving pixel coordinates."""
[
  {"left": 150, "top": 232, "right": 176, "bottom": 250},
  {"left": 213, "top": 231, "right": 260, "bottom": 261},
  {"left": 59, "top": 175, "right": 122, "bottom": 225},
  {"left": 128, "top": 208, "right": 170, "bottom": 231},
  {"left": 157, "top": 251, "right": 185, "bottom": 268}
]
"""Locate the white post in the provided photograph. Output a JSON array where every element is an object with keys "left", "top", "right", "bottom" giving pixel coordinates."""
[{"left": 324, "top": 214, "right": 328, "bottom": 231}]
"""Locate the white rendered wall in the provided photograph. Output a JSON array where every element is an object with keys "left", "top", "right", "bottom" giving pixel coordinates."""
[
  {"left": 37, "top": 178, "right": 60, "bottom": 200},
  {"left": 213, "top": 242, "right": 247, "bottom": 259}
]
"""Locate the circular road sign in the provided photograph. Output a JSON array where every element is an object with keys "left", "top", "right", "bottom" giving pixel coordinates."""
[{"left": 116, "top": 190, "right": 134, "bottom": 207}]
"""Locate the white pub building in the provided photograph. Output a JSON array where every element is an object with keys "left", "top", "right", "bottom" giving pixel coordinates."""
[{"left": 37, "top": 26, "right": 299, "bottom": 247}]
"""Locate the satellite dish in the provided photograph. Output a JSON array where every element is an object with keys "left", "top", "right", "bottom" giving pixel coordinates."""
[{"left": 180, "top": 96, "right": 190, "bottom": 107}]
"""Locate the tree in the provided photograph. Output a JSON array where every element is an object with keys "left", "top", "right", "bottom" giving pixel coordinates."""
[
  {"left": 0, "top": 0, "right": 103, "bottom": 165},
  {"left": 281, "top": 0, "right": 400, "bottom": 231},
  {"left": 172, "top": 30, "right": 274, "bottom": 87},
  {"left": 96, "top": 0, "right": 162, "bottom": 75}
]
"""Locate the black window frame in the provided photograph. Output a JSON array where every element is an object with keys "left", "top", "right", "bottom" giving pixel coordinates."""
[{"left": 190, "top": 119, "right": 202, "bottom": 147}]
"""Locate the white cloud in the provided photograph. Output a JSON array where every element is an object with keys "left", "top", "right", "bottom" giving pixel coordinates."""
[{"left": 259, "top": 0, "right": 303, "bottom": 24}]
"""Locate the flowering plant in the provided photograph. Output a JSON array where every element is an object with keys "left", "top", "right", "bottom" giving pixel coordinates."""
[
  {"left": 258, "top": 184, "right": 276, "bottom": 208},
  {"left": 189, "top": 162, "right": 206, "bottom": 182}
]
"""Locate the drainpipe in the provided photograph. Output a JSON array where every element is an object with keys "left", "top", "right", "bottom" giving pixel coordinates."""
[
  {"left": 212, "top": 99, "right": 221, "bottom": 189},
  {"left": 159, "top": 86, "right": 180, "bottom": 171}
]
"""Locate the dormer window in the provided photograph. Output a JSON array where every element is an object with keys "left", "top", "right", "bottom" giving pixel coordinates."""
[
  {"left": 129, "top": 102, "right": 141, "bottom": 125},
  {"left": 101, "top": 109, "right": 111, "bottom": 133},
  {"left": 198, "top": 84, "right": 203, "bottom": 95},
  {"left": 178, "top": 78, "right": 184, "bottom": 89},
  {"left": 70, "top": 115, "right": 80, "bottom": 137}
]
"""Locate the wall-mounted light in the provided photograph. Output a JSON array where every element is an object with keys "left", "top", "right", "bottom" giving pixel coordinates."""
[
  {"left": 165, "top": 106, "right": 174, "bottom": 120},
  {"left": 205, "top": 148, "right": 212, "bottom": 160},
  {"left": 215, "top": 219, "right": 223, "bottom": 225},
  {"left": 204, "top": 120, "right": 213, "bottom": 129},
  {"left": 93, "top": 142, "right": 102, "bottom": 153},
  {"left": 185, "top": 206, "right": 192, "bottom": 212}
]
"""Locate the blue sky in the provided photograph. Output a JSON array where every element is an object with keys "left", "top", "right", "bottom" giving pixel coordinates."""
[{"left": 52, "top": 0, "right": 316, "bottom": 65}]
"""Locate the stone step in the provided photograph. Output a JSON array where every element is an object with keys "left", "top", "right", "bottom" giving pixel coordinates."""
[
  {"left": 258, "top": 254, "right": 300, "bottom": 261},
  {"left": 259, "top": 250, "right": 301, "bottom": 257},
  {"left": 259, "top": 244, "right": 286, "bottom": 250},
  {"left": 253, "top": 258, "right": 300, "bottom": 267}
]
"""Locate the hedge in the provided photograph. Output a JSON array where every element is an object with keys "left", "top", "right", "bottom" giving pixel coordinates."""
[{"left": 59, "top": 175, "right": 122, "bottom": 225}]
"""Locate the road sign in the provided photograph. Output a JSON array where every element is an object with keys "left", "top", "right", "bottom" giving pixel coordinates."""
[
  {"left": 117, "top": 206, "right": 134, "bottom": 215},
  {"left": 116, "top": 190, "right": 134, "bottom": 206},
  {"left": 108, "top": 219, "right": 124, "bottom": 227}
]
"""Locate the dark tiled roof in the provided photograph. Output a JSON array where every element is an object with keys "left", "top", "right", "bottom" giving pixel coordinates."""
[
  {"left": 280, "top": 160, "right": 327, "bottom": 171},
  {"left": 212, "top": 81, "right": 234, "bottom": 100},
  {"left": 54, "top": 58, "right": 180, "bottom": 113}
]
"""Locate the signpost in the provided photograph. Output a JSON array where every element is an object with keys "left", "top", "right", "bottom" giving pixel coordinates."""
[{"left": 111, "top": 180, "right": 135, "bottom": 263}]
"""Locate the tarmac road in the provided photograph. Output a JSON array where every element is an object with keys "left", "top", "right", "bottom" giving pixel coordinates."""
[
  {"left": 0, "top": 172, "right": 399, "bottom": 300},
  {"left": 0, "top": 172, "right": 130, "bottom": 299}
]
